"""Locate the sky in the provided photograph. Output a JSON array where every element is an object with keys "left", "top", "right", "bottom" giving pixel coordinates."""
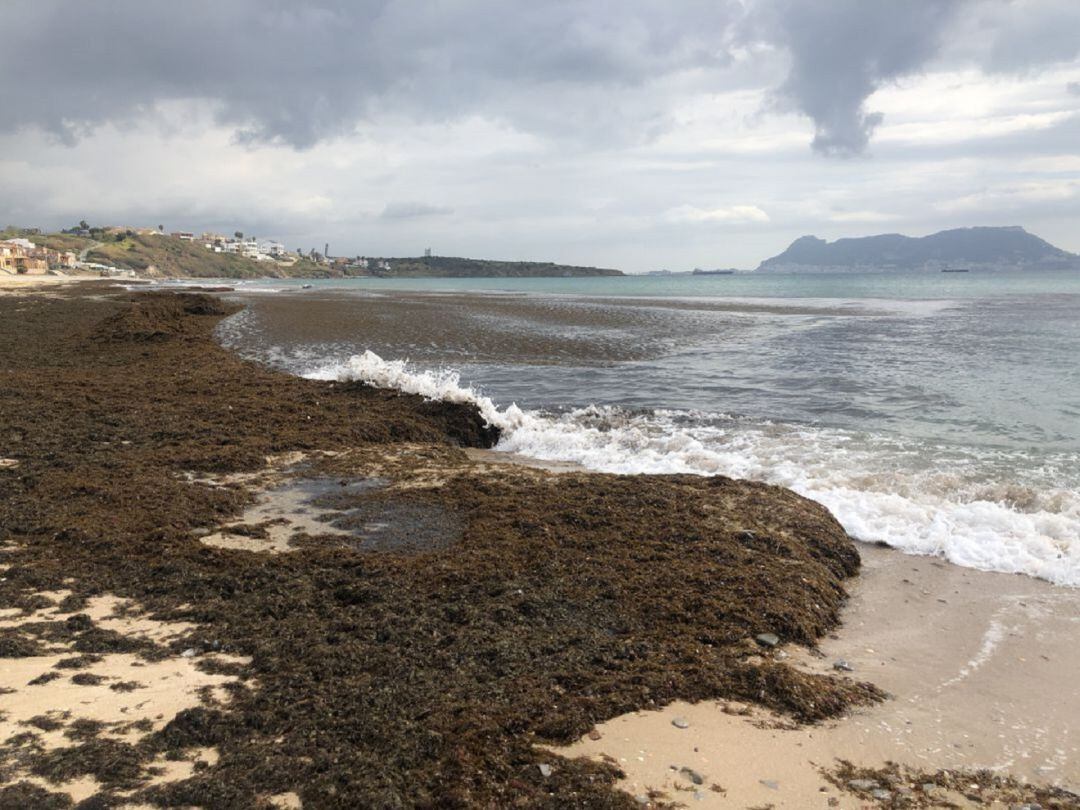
[{"left": 2, "top": 0, "right": 1079, "bottom": 272}]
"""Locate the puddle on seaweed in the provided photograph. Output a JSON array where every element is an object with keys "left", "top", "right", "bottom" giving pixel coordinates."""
[
  {"left": 321, "top": 499, "right": 461, "bottom": 554},
  {"left": 200, "top": 477, "right": 459, "bottom": 555}
]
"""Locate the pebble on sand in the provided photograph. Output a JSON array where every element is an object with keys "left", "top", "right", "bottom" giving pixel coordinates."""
[{"left": 755, "top": 632, "right": 780, "bottom": 648}]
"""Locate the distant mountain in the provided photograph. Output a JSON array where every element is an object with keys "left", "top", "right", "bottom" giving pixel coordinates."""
[{"left": 756, "top": 227, "right": 1079, "bottom": 273}]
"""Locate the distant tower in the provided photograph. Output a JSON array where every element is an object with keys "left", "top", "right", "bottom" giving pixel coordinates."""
[
  {"left": 325, "top": 242, "right": 330, "bottom": 259},
  {"left": 424, "top": 247, "right": 432, "bottom": 258}
]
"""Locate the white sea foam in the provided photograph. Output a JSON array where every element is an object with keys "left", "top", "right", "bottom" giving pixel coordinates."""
[{"left": 308, "top": 351, "right": 1080, "bottom": 587}]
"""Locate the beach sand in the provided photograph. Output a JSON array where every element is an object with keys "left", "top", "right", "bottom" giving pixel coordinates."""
[
  {"left": 557, "top": 542, "right": 1080, "bottom": 807},
  {"left": 0, "top": 274, "right": 102, "bottom": 294}
]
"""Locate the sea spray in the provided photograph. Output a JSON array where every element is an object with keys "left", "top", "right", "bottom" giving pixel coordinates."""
[{"left": 308, "top": 350, "right": 1080, "bottom": 587}]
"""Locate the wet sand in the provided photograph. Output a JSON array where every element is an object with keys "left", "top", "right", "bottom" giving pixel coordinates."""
[
  {"left": 558, "top": 543, "right": 1080, "bottom": 807},
  {"left": 0, "top": 274, "right": 102, "bottom": 294}
]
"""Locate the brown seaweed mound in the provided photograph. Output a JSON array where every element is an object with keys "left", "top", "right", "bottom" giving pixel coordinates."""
[{"left": 0, "top": 288, "right": 879, "bottom": 807}]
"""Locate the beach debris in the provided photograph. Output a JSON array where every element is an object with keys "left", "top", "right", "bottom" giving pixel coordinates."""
[
  {"left": 737, "top": 530, "right": 757, "bottom": 541},
  {"left": 759, "top": 779, "right": 780, "bottom": 790},
  {"left": 871, "top": 788, "right": 892, "bottom": 800},
  {"left": 680, "top": 767, "right": 705, "bottom": 785},
  {"left": 587, "top": 729, "right": 602, "bottom": 740},
  {"left": 180, "top": 648, "right": 197, "bottom": 658},
  {"left": 634, "top": 795, "right": 649, "bottom": 805},
  {"left": 847, "top": 779, "right": 880, "bottom": 791},
  {"left": 755, "top": 632, "right": 780, "bottom": 648},
  {"left": 537, "top": 763, "right": 552, "bottom": 778},
  {"left": 0, "top": 458, "right": 19, "bottom": 469},
  {"left": 671, "top": 716, "right": 690, "bottom": 729},
  {"left": 0, "top": 291, "right": 892, "bottom": 807},
  {"left": 833, "top": 659, "right": 854, "bottom": 672}
]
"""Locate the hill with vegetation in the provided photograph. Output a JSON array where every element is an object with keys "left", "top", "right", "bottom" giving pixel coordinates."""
[
  {"left": 379, "top": 256, "right": 622, "bottom": 277},
  {"left": 6, "top": 226, "right": 623, "bottom": 279},
  {"left": 85, "top": 233, "right": 327, "bottom": 278},
  {"left": 756, "top": 226, "right": 1079, "bottom": 273},
  {"left": 1, "top": 226, "right": 97, "bottom": 254}
]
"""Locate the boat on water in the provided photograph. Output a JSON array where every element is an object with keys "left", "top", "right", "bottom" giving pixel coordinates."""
[
  {"left": 941, "top": 268, "right": 970, "bottom": 273},
  {"left": 692, "top": 269, "right": 736, "bottom": 275}
]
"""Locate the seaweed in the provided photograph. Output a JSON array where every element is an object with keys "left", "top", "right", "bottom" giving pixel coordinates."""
[
  {"left": 24, "top": 715, "right": 67, "bottom": 732},
  {"left": 0, "top": 782, "right": 72, "bottom": 810},
  {"left": 827, "top": 760, "right": 1080, "bottom": 808},
  {"left": 70, "top": 673, "right": 106, "bottom": 686},
  {"left": 64, "top": 720, "right": 107, "bottom": 742},
  {"left": 54, "top": 655, "right": 104, "bottom": 670},
  {"left": 27, "top": 672, "right": 62, "bottom": 687},
  {"left": 0, "top": 289, "right": 881, "bottom": 807},
  {"left": 30, "top": 739, "right": 144, "bottom": 787},
  {"left": 108, "top": 681, "right": 144, "bottom": 693},
  {"left": 0, "top": 630, "right": 46, "bottom": 658}
]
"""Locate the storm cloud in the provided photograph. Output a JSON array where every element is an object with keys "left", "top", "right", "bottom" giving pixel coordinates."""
[
  {"left": 1, "top": 1, "right": 1078, "bottom": 269},
  {"left": 2, "top": 1, "right": 1075, "bottom": 155},
  {"left": 0, "top": 1, "right": 742, "bottom": 149},
  {"left": 758, "top": 0, "right": 966, "bottom": 156}
]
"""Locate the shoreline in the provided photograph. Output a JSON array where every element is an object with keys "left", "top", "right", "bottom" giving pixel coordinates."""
[
  {"left": 0, "top": 273, "right": 108, "bottom": 294},
  {"left": 557, "top": 542, "right": 1080, "bottom": 806},
  {"left": 0, "top": 285, "right": 1074, "bottom": 807}
]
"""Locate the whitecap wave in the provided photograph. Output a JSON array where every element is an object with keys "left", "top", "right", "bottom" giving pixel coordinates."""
[{"left": 308, "top": 351, "right": 1080, "bottom": 587}]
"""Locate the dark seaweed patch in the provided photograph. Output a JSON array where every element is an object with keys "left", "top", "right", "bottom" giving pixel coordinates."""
[
  {"left": 70, "top": 673, "right": 105, "bottom": 686},
  {"left": 0, "top": 631, "right": 46, "bottom": 658},
  {"left": 54, "top": 655, "right": 104, "bottom": 670},
  {"left": 0, "top": 782, "right": 72, "bottom": 810},
  {"left": 0, "top": 289, "right": 879, "bottom": 807},
  {"left": 31, "top": 739, "right": 144, "bottom": 787}
]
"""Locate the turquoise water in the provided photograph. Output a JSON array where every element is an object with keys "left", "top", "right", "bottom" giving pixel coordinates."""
[{"left": 224, "top": 268, "right": 1080, "bottom": 299}]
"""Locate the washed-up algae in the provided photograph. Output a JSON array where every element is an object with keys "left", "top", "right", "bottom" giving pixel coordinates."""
[{"left": 0, "top": 287, "right": 882, "bottom": 807}]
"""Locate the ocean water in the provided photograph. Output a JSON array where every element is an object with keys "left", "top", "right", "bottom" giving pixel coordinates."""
[{"left": 210, "top": 271, "right": 1080, "bottom": 586}]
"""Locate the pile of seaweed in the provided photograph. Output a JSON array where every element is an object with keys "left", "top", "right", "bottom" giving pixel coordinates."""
[
  {"left": 827, "top": 760, "right": 1080, "bottom": 808},
  {"left": 0, "top": 288, "right": 880, "bottom": 807}
]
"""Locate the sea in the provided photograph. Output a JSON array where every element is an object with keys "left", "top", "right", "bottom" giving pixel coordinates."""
[{"left": 203, "top": 270, "right": 1080, "bottom": 587}]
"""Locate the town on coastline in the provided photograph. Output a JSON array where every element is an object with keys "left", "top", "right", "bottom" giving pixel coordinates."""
[
  {"left": 0, "top": 222, "right": 392, "bottom": 279},
  {"left": 0, "top": 222, "right": 620, "bottom": 280}
]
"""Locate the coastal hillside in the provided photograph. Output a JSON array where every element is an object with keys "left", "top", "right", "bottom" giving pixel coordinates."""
[
  {"left": 756, "top": 226, "right": 1079, "bottom": 273},
  {"left": 13, "top": 226, "right": 624, "bottom": 279},
  {"left": 85, "top": 233, "right": 328, "bottom": 278},
  {"left": 378, "top": 255, "right": 622, "bottom": 277},
  {"left": 0, "top": 226, "right": 96, "bottom": 254}
]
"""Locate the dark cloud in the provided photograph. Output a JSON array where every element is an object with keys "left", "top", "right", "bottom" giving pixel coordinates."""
[
  {"left": 0, "top": 0, "right": 741, "bottom": 149},
  {"left": 754, "top": 0, "right": 965, "bottom": 156},
  {"left": 0, "top": 0, "right": 1076, "bottom": 159}
]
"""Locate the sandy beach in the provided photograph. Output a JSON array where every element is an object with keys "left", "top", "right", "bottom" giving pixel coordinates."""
[
  {"left": 0, "top": 274, "right": 102, "bottom": 293},
  {"left": 558, "top": 542, "right": 1080, "bottom": 807}
]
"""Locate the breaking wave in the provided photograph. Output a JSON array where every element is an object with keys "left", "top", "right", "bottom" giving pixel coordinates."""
[{"left": 308, "top": 351, "right": 1080, "bottom": 587}]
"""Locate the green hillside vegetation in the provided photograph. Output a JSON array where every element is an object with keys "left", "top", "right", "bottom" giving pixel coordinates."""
[
  {"left": 1, "top": 226, "right": 96, "bottom": 253},
  {"left": 380, "top": 256, "right": 622, "bottom": 277},
  {"left": 86, "top": 233, "right": 328, "bottom": 278}
]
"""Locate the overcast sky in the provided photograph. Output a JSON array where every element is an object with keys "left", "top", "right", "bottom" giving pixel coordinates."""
[{"left": 2, "top": 1, "right": 1078, "bottom": 271}]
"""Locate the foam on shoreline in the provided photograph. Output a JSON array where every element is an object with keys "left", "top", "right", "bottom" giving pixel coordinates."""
[{"left": 309, "top": 350, "right": 1080, "bottom": 587}]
